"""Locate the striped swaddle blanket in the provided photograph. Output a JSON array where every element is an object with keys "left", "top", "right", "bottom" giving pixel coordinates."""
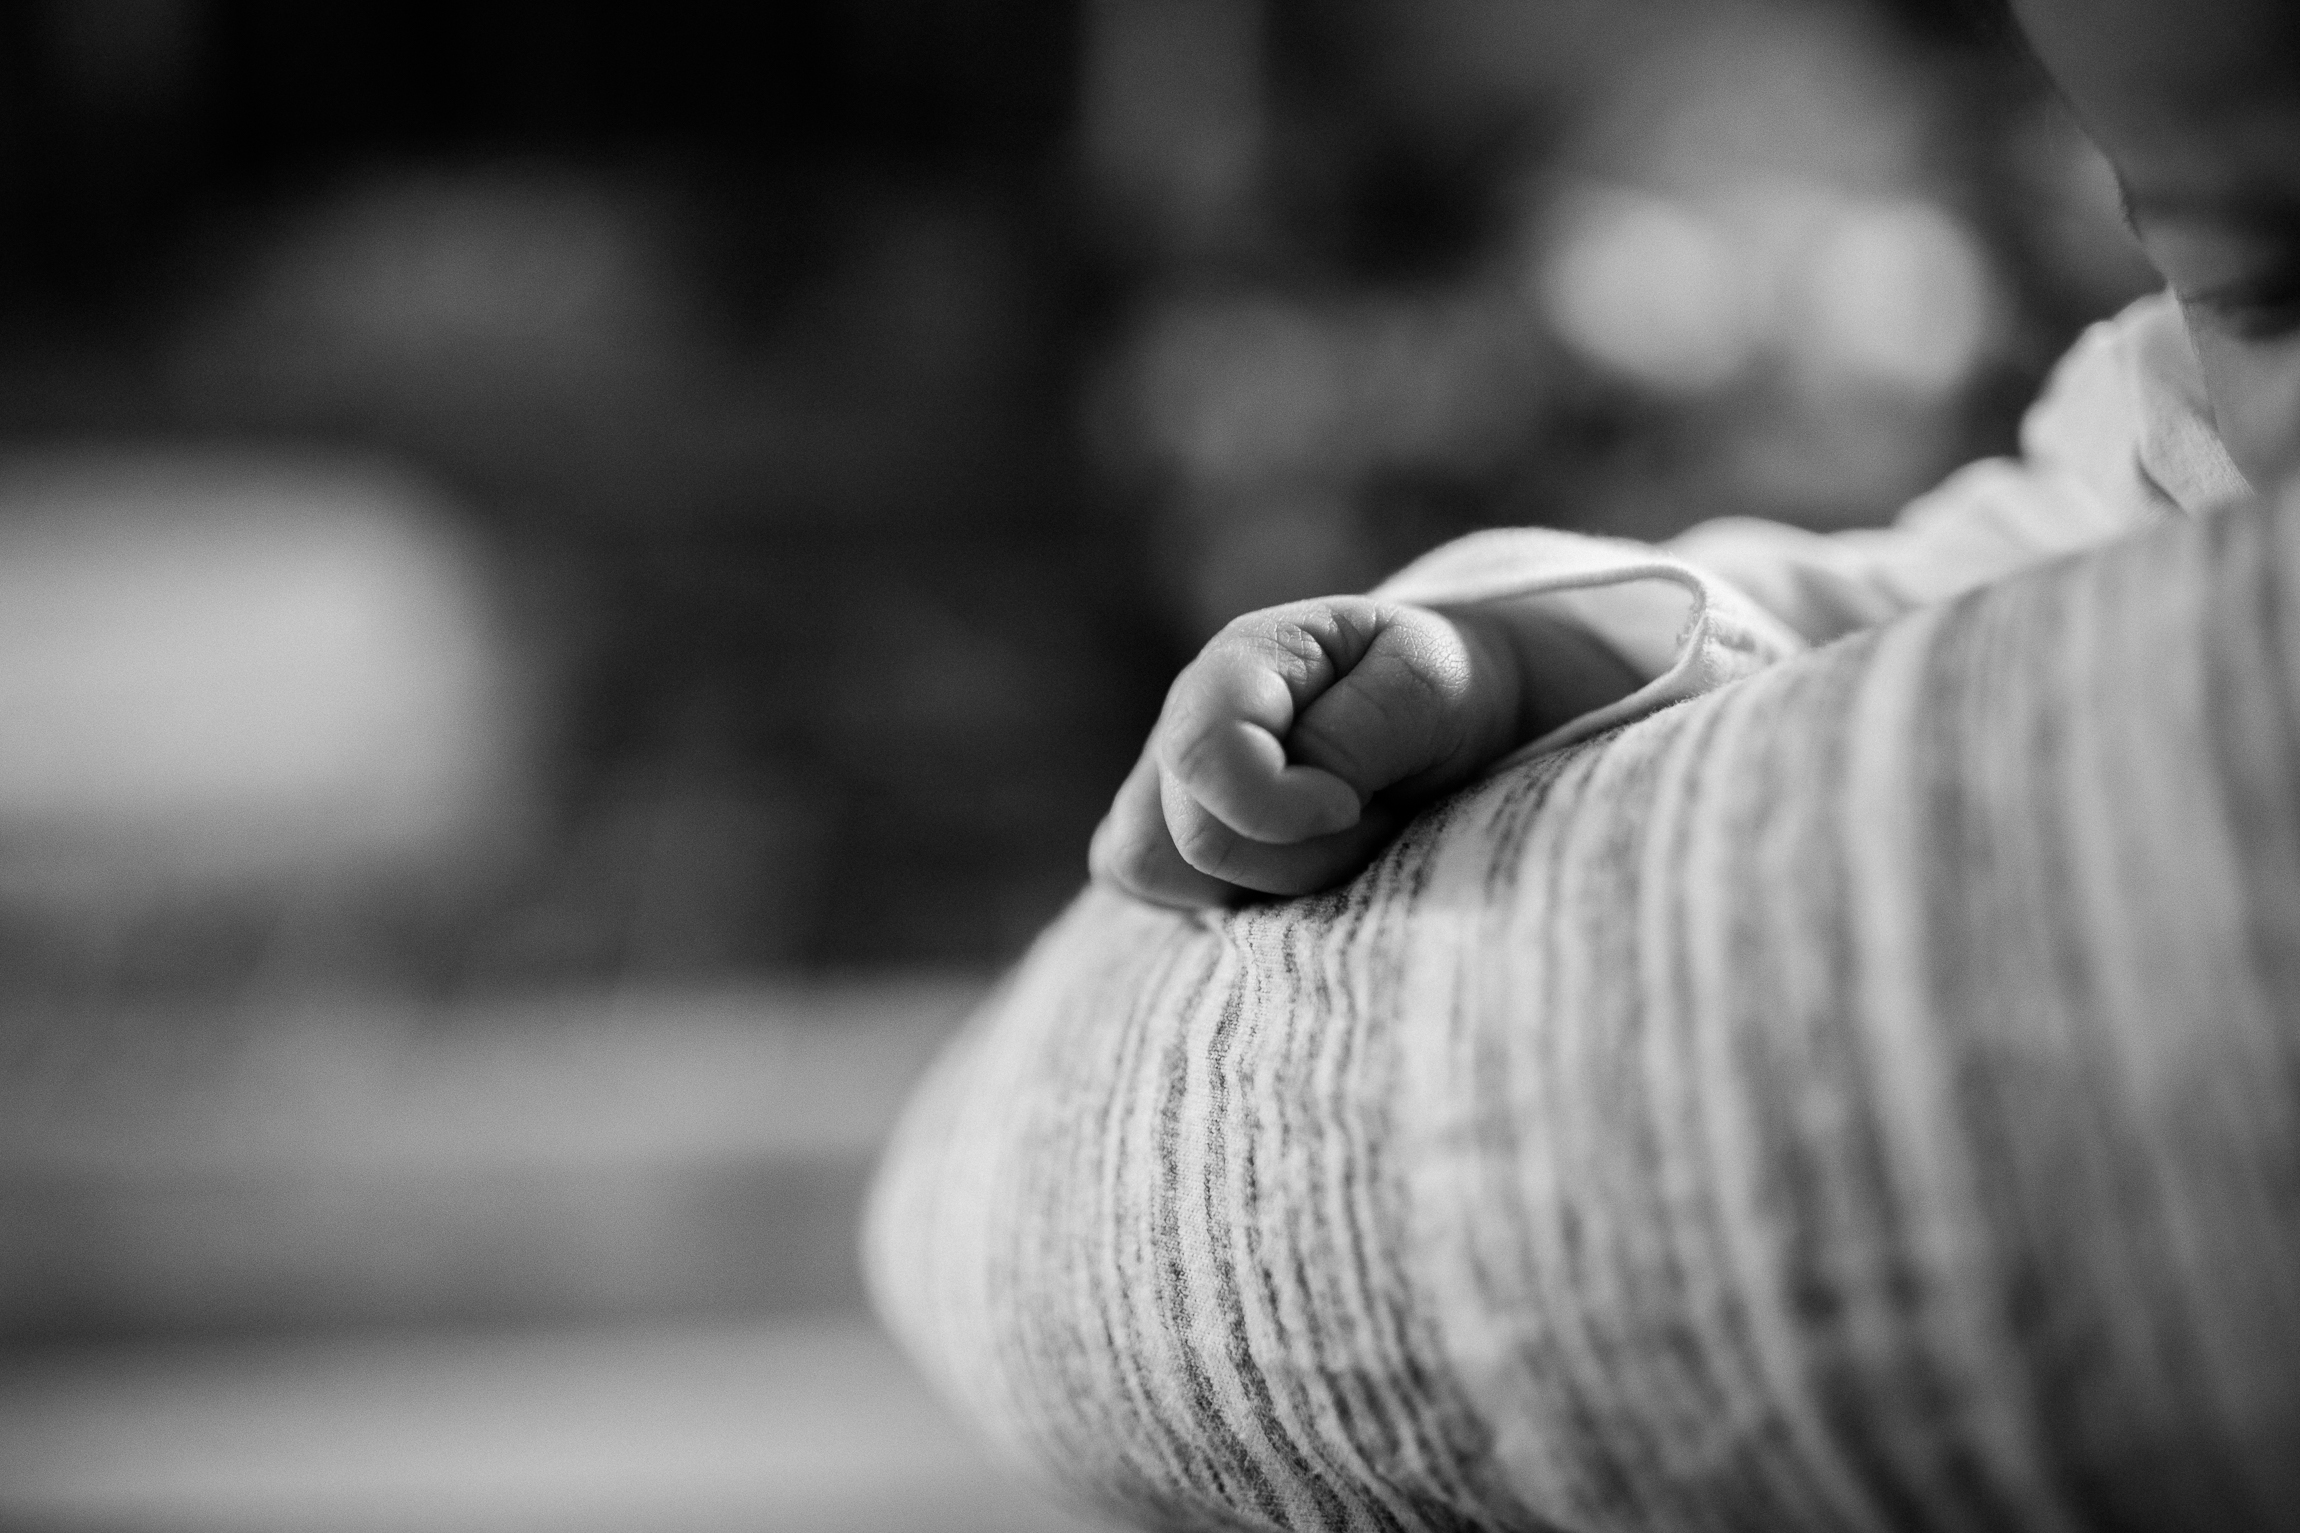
[{"left": 866, "top": 490, "right": 2300, "bottom": 1532}]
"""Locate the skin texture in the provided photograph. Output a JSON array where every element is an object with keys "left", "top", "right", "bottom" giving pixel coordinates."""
[{"left": 2017, "top": 0, "right": 2300, "bottom": 490}]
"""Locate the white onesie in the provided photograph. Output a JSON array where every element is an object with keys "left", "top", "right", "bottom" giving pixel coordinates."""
[{"left": 1375, "top": 291, "right": 2257, "bottom": 764}]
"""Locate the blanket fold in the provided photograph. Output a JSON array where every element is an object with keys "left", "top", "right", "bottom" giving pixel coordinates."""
[{"left": 867, "top": 490, "right": 2300, "bottom": 1533}]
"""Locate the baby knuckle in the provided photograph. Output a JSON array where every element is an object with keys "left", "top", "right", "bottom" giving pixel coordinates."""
[
  {"left": 1165, "top": 721, "right": 1227, "bottom": 785},
  {"left": 1228, "top": 620, "right": 1325, "bottom": 681},
  {"left": 1229, "top": 600, "right": 1374, "bottom": 683}
]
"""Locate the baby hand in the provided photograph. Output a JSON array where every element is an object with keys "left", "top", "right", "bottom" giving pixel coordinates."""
[{"left": 1089, "top": 597, "right": 1544, "bottom": 908}]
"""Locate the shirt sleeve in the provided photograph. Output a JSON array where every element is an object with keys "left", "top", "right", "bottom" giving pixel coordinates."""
[
  {"left": 1373, "top": 524, "right": 1806, "bottom": 761},
  {"left": 1666, "top": 291, "right": 2246, "bottom": 646},
  {"left": 1370, "top": 293, "right": 2247, "bottom": 750}
]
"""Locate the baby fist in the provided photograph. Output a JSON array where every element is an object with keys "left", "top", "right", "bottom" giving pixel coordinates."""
[{"left": 1089, "top": 597, "right": 1523, "bottom": 908}]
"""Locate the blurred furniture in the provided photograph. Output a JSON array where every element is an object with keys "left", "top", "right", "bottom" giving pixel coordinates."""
[
  {"left": 0, "top": 977, "right": 1126, "bottom": 1533},
  {"left": 0, "top": 980, "right": 982, "bottom": 1338},
  {"left": 0, "top": 1314, "right": 1103, "bottom": 1533}
]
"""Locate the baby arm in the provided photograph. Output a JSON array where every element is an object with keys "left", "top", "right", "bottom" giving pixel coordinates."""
[
  {"left": 1091, "top": 594, "right": 1645, "bottom": 908},
  {"left": 1087, "top": 296, "right": 2205, "bottom": 912}
]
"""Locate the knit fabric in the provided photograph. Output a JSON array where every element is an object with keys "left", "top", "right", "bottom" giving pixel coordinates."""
[{"left": 867, "top": 486, "right": 2300, "bottom": 1533}]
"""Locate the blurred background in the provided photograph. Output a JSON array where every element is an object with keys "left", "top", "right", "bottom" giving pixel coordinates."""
[{"left": 0, "top": 0, "right": 2155, "bottom": 1527}]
